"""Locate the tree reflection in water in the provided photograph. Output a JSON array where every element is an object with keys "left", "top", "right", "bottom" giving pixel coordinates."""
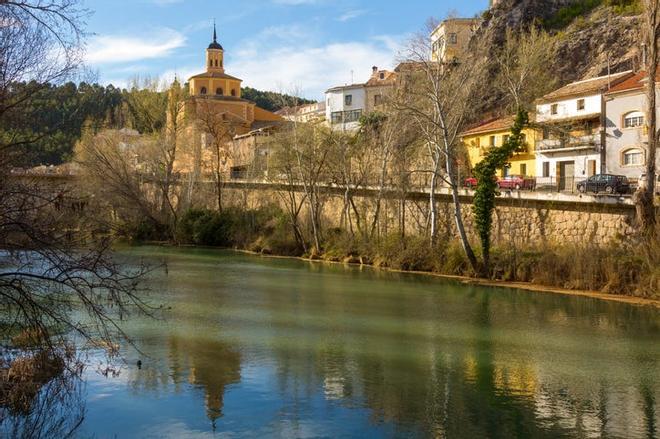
[{"left": 0, "top": 357, "right": 85, "bottom": 439}]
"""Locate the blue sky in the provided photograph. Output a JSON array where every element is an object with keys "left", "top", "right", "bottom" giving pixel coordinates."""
[{"left": 82, "top": 0, "right": 488, "bottom": 99}]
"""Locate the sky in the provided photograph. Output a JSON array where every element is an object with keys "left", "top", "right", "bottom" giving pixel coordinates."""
[{"left": 82, "top": 0, "right": 488, "bottom": 100}]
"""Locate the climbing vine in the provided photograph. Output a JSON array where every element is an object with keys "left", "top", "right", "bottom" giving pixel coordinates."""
[{"left": 473, "top": 109, "right": 529, "bottom": 275}]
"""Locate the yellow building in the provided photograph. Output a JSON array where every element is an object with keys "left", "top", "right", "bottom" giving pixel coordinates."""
[
  {"left": 176, "top": 25, "right": 284, "bottom": 179},
  {"left": 185, "top": 25, "right": 282, "bottom": 136},
  {"left": 461, "top": 116, "right": 537, "bottom": 177}
]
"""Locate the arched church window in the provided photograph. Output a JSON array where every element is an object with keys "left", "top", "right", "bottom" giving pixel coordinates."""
[
  {"left": 231, "top": 89, "right": 236, "bottom": 97},
  {"left": 200, "top": 87, "right": 207, "bottom": 95},
  {"left": 216, "top": 88, "right": 223, "bottom": 96},
  {"left": 215, "top": 59, "right": 218, "bottom": 67}
]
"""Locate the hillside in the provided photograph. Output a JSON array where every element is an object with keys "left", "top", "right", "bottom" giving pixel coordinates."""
[{"left": 477, "top": 0, "right": 642, "bottom": 107}]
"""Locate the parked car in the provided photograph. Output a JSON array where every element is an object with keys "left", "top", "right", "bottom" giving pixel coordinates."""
[
  {"left": 464, "top": 177, "right": 478, "bottom": 188},
  {"left": 577, "top": 174, "right": 631, "bottom": 194},
  {"left": 638, "top": 172, "right": 660, "bottom": 195},
  {"left": 496, "top": 175, "right": 535, "bottom": 190}
]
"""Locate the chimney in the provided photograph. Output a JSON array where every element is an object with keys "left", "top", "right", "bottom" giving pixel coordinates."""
[{"left": 372, "top": 66, "right": 378, "bottom": 76}]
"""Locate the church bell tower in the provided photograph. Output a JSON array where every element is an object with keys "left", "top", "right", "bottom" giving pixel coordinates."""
[{"left": 206, "top": 22, "right": 224, "bottom": 73}]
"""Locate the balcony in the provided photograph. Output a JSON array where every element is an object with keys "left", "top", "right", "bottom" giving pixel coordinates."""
[{"left": 536, "top": 134, "right": 600, "bottom": 153}]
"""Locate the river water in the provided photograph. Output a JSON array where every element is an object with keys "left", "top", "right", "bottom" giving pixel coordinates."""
[{"left": 75, "top": 246, "right": 660, "bottom": 438}]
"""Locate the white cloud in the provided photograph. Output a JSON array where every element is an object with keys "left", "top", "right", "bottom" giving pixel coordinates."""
[
  {"left": 230, "top": 39, "right": 400, "bottom": 99},
  {"left": 85, "top": 28, "right": 186, "bottom": 64},
  {"left": 338, "top": 9, "right": 368, "bottom": 22}
]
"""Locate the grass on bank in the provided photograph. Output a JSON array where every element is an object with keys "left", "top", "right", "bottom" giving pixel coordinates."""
[{"left": 135, "top": 206, "right": 659, "bottom": 300}]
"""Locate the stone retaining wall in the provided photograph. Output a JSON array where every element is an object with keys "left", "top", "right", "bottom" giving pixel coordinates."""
[{"left": 195, "top": 182, "right": 638, "bottom": 246}]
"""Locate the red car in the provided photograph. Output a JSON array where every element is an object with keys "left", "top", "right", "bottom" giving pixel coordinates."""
[
  {"left": 464, "top": 177, "right": 478, "bottom": 188},
  {"left": 497, "top": 175, "right": 535, "bottom": 190}
]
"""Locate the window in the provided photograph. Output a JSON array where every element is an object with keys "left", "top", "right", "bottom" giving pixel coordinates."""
[
  {"left": 551, "top": 104, "right": 558, "bottom": 115},
  {"left": 503, "top": 134, "right": 510, "bottom": 144},
  {"left": 331, "top": 111, "right": 343, "bottom": 124},
  {"left": 231, "top": 89, "right": 236, "bottom": 97},
  {"left": 345, "top": 109, "right": 362, "bottom": 123},
  {"left": 520, "top": 164, "right": 527, "bottom": 176},
  {"left": 449, "top": 33, "right": 457, "bottom": 44},
  {"left": 345, "top": 94, "right": 353, "bottom": 106},
  {"left": 623, "top": 111, "right": 645, "bottom": 128},
  {"left": 216, "top": 88, "right": 223, "bottom": 95},
  {"left": 374, "top": 94, "right": 382, "bottom": 106},
  {"left": 622, "top": 148, "right": 644, "bottom": 166},
  {"left": 542, "top": 128, "right": 550, "bottom": 140},
  {"left": 489, "top": 135, "right": 496, "bottom": 147},
  {"left": 215, "top": 59, "right": 218, "bottom": 67},
  {"left": 200, "top": 87, "right": 207, "bottom": 95},
  {"left": 542, "top": 162, "right": 550, "bottom": 177},
  {"left": 379, "top": 72, "right": 385, "bottom": 80},
  {"left": 577, "top": 99, "right": 585, "bottom": 111}
]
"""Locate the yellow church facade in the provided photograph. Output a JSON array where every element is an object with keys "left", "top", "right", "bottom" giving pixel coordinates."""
[
  {"left": 461, "top": 116, "right": 537, "bottom": 178},
  {"left": 174, "top": 25, "right": 283, "bottom": 180}
]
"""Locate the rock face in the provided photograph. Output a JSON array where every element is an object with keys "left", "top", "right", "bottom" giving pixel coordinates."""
[{"left": 480, "top": 0, "right": 641, "bottom": 85}]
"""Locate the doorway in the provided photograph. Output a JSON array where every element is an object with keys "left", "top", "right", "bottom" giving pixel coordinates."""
[{"left": 558, "top": 161, "right": 575, "bottom": 191}]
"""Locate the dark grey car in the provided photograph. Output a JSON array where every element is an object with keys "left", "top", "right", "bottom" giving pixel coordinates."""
[{"left": 577, "top": 174, "right": 630, "bottom": 194}]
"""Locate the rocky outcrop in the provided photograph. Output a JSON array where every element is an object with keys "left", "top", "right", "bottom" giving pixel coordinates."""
[{"left": 476, "top": 0, "right": 642, "bottom": 108}]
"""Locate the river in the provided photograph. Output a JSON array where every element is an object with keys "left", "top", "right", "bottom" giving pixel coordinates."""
[{"left": 75, "top": 246, "right": 659, "bottom": 438}]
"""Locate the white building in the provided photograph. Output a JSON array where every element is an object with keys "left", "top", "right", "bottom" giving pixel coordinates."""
[
  {"left": 277, "top": 102, "right": 326, "bottom": 124},
  {"left": 325, "top": 67, "right": 396, "bottom": 132},
  {"left": 325, "top": 84, "right": 366, "bottom": 132},
  {"left": 534, "top": 72, "right": 633, "bottom": 190},
  {"left": 604, "top": 71, "right": 660, "bottom": 180}
]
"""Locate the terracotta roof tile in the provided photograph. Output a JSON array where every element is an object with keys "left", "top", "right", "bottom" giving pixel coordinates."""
[
  {"left": 537, "top": 71, "right": 634, "bottom": 103},
  {"left": 461, "top": 116, "right": 515, "bottom": 136},
  {"left": 606, "top": 71, "right": 660, "bottom": 94}
]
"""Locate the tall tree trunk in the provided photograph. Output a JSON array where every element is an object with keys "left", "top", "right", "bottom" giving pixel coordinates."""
[{"left": 639, "top": 0, "right": 659, "bottom": 234}]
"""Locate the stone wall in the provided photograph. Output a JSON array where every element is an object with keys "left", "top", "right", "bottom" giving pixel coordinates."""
[{"left": 196, "top": 181, "right": 637, "bottom": 246}]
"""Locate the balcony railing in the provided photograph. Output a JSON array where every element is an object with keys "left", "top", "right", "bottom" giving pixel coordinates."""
[{"left": 536, "top": 134, "right": 600, "bottom": 152}]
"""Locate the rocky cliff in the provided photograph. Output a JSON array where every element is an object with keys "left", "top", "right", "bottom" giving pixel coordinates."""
[{"left": 478, "top": 0, "right": 642, "bottom": 100}]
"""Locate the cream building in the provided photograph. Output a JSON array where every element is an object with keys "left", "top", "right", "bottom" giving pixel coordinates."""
[{"left": 430, "top": 18, "right": 479, "bottom": 63}]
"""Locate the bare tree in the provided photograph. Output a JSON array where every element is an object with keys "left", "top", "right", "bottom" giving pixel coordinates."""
[
  {"left": 496, "top": 26, "right": 557, "bottom": 112},
  {"left": 637, "top": 0, "right": 659, "bottom": 233},
  {"left": 75, "top": 129, "right": 168, "bottom": 236},
  {"left": 0, "top": 0, "right": 86, "bottom": 153},
  {"left": 191, "top": 99, "right": 241, "bottom": 212},
  {"left": 395, "top": 29, "right": 487, "bottom": 272}
]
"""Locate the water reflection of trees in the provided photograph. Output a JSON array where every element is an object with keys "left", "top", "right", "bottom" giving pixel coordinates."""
[
  {"left": 262, "top": 280, "right": 660, "bottom": 438},
  {"left": 0, "top": 359, "right": 85, "bottom": 439}
]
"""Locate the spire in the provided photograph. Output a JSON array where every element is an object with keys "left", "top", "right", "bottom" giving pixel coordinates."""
[{"left": 208, "top": 19, "right": 223, "bottom": 50}]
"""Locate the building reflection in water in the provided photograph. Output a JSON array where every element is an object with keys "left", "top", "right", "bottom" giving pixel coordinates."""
[{"left": 126, "top": 334, "right": 241, "bottom": 429}]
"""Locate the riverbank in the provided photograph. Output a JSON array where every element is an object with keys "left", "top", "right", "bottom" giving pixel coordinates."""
[
  {"left": 229, "top": 248, "right": 660, "bottom": 309},
  {"left": 134, "top": 205, "right": 659, "bottom": 303}
]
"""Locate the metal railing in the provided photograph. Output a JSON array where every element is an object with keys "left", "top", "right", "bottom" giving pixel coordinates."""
[{"left": 536, "top": 134, "right": 600, "bottom": 152}]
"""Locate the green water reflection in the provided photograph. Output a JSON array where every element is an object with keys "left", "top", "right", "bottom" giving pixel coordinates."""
[{"left": 79, "top": 247, "right": 660, "bottom": 438}]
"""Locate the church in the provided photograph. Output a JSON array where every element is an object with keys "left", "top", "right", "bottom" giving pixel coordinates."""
[{"left": 176, "top": 25, "right": 284, "bottom": 180}]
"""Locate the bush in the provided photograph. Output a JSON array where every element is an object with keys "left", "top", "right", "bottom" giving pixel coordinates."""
[{"left": 175, "top": 209, "right": 232, "bottom": 247}]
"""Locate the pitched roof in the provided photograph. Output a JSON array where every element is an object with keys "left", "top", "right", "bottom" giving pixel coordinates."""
[
  {"left": 461, "top": 116, "right": 515, "bottom": 136},
  {"left": 366, "top": 70, "right": 397, "bottom": 87},
  {"left": 605, "top": 71, "right": 660, "bottom": 94},
  {"left": 537, "top": 71, "right": 634, "bottom": 103},
  {"left": 189, "top": 71, "right": 242, "bottom": 81}
]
